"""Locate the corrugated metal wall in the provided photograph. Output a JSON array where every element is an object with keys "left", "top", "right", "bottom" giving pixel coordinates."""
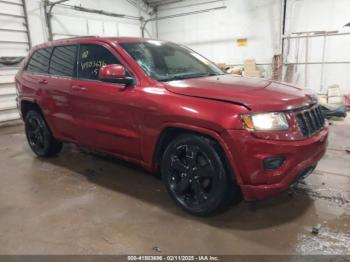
[
  {"left": 0, "top": 0, "right": 30, "bottom": 123},
  {"left": 0, "top": 66, "right": 20, "bottom": 122},
  {"left": 50, "top": 3, "right": 142, "bottom": 40}
]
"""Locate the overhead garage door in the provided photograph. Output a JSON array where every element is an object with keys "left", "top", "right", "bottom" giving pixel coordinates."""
[
  {"left": 49, "top": 3, "right": 141, "bottom": 40},
  {"left": 0, "top": 0, "right": 30, "bottom": 123}
]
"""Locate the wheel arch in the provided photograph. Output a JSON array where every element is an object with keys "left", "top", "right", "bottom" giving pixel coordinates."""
[
  {"left": 152, "top": 123, "right": 243, "bottom": 185},
  {"left": 20, "top": 99, "right": 60, "bottom": 139},
  {"left": 20, "top": 99, "right": 43, "bottom": 119}
]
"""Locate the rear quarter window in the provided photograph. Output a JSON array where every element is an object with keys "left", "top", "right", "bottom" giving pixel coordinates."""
[{"left": 26, "top": 48, "right": 53, "bottom": 74}]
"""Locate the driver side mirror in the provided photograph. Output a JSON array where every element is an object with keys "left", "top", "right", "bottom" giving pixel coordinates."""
[{"left": 99, "top": 64, "right": 134, "bottom": 86}]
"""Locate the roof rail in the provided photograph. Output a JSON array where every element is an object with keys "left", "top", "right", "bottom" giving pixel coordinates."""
[
  {"left": 70, "top": 35, "right": 99, "bottom": 38},
  {"left": 54, "top": 35, "right": 100, "bottom": 40}
]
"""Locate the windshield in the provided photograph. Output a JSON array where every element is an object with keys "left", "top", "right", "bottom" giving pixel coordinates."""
[{"left": 120, "top": 40, "right": 223, "bottom": 81}]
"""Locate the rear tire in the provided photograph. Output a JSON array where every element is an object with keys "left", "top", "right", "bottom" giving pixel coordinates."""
[
  {"left": 25, "top": 110, "right": 63, "bottom": 157},
  {"left": 161, "top": 134, "right": 241, "bottom": 216}
]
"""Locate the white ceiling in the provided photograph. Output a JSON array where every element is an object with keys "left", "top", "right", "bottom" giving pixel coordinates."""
[{"left": 144, "top": 0, "right": 185, "bottom": 8}]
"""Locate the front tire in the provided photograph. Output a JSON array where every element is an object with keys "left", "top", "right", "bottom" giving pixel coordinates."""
[
  {"left": 161, "top": 134, "right": 240, "bottom": 216},
  {"left": 25, "top": 110, "right": 63, "bottom": 157}
]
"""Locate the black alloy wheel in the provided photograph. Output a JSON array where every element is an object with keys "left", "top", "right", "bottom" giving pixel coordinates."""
[
  {"left": 161, "top": 134, "right": 241, "bottom": 216},
  {"left": 25, "top": 110, "right": 62, "bottom": 157}
]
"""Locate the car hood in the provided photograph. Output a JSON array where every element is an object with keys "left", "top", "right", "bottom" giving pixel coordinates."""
[{"left": 163, "top": 74, "right": 316, "bottom": 112}]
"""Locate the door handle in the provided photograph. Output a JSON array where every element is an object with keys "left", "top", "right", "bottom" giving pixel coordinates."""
[
  {"left": 71, "top": 85, "right": 87, "bottom": 91},
  {"left": 38, "top": 79, "right": 48, "bottom": 84}
]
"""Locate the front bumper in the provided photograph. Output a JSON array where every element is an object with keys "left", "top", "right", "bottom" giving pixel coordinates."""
[{"left": 222, "top": 127, "right": 329, "bottom": 201}]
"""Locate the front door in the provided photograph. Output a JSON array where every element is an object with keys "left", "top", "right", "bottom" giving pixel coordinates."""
[{"left": 70, "top": 43, "right": 141, "bottom": 158}]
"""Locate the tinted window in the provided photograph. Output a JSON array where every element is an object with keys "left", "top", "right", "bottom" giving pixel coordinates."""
[
  {"left": 27, "top": 48, "right": 53, "bottom": 74},
  {"left": 78, "top": 44, "right": 120, "bottom": 80},
  {"left": 49, "top": 45, "right": 77, "bottom": 77}
]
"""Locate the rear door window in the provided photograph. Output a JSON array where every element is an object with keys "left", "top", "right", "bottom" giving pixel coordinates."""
[
  {"left": 77, "top": 44, "right": 121, "bottom": 80},
  {"left": 49, "top": 45, "right": 77, "bottom": 77},
  {"left": 26, "top": 48, "right": 53, "bottom": 74}
]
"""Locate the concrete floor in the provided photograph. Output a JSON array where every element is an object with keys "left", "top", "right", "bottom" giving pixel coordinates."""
[{"left": 0, "top": 118, "right": 349, "bottom": 255}]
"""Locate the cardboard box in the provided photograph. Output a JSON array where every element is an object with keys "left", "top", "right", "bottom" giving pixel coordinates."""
[
  {"left": 244, "top": 59, "right": 257, "bottom": 71},
  {"left": 244, "top": 70, "right": 261, "bottom": 77},
  {"left": 227, "top": 67, "right": 242, "bottom": 75},
  {"left": 328, "top": 96, "right": 344, "bottom": 105},
  {"left": 318, "top": 94, "right": 328, "bottom": 105},
  {"left": 327, "top": 84, "right": 341, "bottom": 97},
  {"left": 244, "top": 59, "right": 261, "bottom": 77},
  {"left": 216, "top": 63, "right": 228, "bottom": 71}
]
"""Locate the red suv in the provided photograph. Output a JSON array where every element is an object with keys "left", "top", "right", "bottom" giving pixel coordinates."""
[{"left": 15, "top": 37, "right": 328, "bottom": 216}]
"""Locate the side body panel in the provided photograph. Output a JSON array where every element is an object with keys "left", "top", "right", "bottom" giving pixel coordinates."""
[
  {"left": 43, "top": 74, "right": 76, "bottom": 141},
  {"left": 70, "top": 79, "right": 142, "bottom": 158}
]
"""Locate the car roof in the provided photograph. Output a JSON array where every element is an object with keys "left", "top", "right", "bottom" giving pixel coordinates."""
[{"left": 32, "top": 36, "right": 162, "bottom": 51}]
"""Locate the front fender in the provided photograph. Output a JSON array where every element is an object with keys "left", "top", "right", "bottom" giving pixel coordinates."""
[{"left": 144, "top": 122, "right": 244, "bottom": 185}]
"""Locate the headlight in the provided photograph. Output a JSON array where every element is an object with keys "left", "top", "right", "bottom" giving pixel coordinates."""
[{"left": 241, "top": 112, "right": 289, "bottom": 131}]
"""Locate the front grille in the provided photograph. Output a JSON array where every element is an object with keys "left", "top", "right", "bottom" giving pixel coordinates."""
[{"left": 296, "top": 106, "right": 325, "bottom": 137}]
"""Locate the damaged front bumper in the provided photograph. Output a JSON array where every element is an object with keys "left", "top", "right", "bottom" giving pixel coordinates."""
[{"left": 222, "top": 127, "right": 329, "bottom": 201}]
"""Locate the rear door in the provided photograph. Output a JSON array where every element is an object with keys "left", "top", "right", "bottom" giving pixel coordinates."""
[
  {"left": 46, "top": 45, "right": 78, "bottom": 141},
  {"left": 20, "top": 48, "right": 54, "bottom": 122},
  {"left": 70, "top": 43, "right": 141, "bottom": 158}
]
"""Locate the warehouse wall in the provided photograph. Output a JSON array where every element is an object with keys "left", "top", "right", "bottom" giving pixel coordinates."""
[
  {"left": 157, "top": 0, "right": 282, "bottom": 68},
  {"left": 26, "top": 0, "right": 154, "bottom": 45},
  {"left": 157, "top": 0, "right": 350, "bottom": 94},
  {"left": 284, "top": 0, "right": 350, "bottom": 93},
  {"left": 0, "top": 0, "right": 29, "bottom": 123},
  {"left": 0, "top": 0, "right": 154, "bottom": 123}
]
